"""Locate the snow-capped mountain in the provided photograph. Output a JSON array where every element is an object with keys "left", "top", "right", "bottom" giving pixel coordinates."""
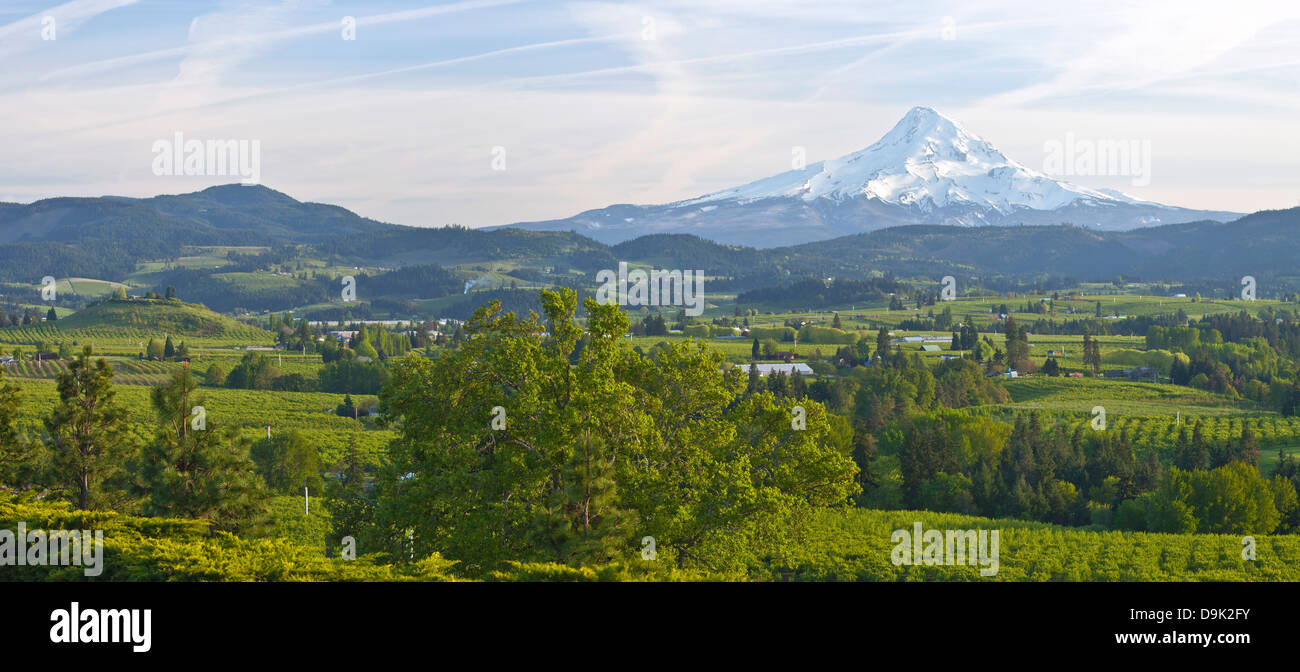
[{"left": 502, "top": 107, "right": 1239, "bottom": 248}]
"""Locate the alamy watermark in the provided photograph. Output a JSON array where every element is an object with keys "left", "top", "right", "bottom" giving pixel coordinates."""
[
  {"left": 891, "top": 521, "right": 999, "bottom": 576},
  {"left": 1, "top": 522, "right": 104, "bottom": 577},
  {"left": 151, "top": 132, "right": 261, "bottom": 185},
  {"left": 50, "top": 602, "right": 151, "bottom": 653},
  {"left": 1042, "top": 132, "right": 1151, "bottom": 187},
  {"left": 595, "top": 262, "right": 705, "bottom": 317}
]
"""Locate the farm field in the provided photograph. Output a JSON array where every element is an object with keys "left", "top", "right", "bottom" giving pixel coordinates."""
[
  {"left": 777, "top": 508, "right": 1300, "bottom": 581},
  {"left": 5, "top": 378, "right": 391, "bottom": 465},
  {"left": 707, "top": 292, "right": 1292, "bottom": 333}
]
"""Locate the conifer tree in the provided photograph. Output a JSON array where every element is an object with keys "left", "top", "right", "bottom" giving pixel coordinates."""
[
  {"left": 132, "top": 368, "right": 267, "bottom": 532},
  {"left": 327, "top": 433, "right": 374, "bottom": 557},
  {"left": 44, "top": 346, "right": 132, "bottom": 510},
  {"left": 533, "top": 430, "right": 633, "bottom": 565}
]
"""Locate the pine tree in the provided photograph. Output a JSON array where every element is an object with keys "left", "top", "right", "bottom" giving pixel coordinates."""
[
  {"left": 132, "top": 368, "right": 268, "bottom": 533},
  {"left": 832, "top": 312, "right": 842, "bottom": 329},
  {"left": 1188, "top": 421, "right": 1210, "bottom": 470},
  {"left": 46, "top": 307, "right": 57, "bottom": 321},
  {"left": 1173, "top": 424, "right": 1193, "bottom": 470},
  {"left": 1236, "top": 425, "right": 1260, "bottom": 466},
  {"left": 747, "top": 362, "right": 761, "bottom": 393},
  {"left": 44, "top": 346, "right": 133, "bottom": 510},
  {"left": 326, "top": 433, "right": 373, "bottom": 557},
  {"left": 532, "top": 430, "right": 633, "bottom": 565},
  {"left": 751, "top": 337, "right": 760, "bottom": 360},
  {"left": 1138, "top": 448, "right": 1163, "bottom": 492},
  {"left": 790, "top": 370, "right": 807, "bottom": 398}
]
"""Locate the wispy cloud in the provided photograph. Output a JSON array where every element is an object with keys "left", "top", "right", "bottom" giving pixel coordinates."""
[
  {"left": 0, "top": 0, "right": 137, "bottom": 61},
  {"left": 2, "top": 0, "right": 1299, "bottom": 223}
]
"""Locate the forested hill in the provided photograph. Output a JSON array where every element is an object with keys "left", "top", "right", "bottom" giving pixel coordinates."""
[
  {"left": 0, "top": 185, "right": 395, "bottom": 282},
  {"left": 2, "top": 184, "right": 1298, "bottom": 291}
]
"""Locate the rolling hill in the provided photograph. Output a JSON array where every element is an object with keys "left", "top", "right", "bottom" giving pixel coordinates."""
[{"left": 55, "top": 297, "right": 267, "bottom": 338}]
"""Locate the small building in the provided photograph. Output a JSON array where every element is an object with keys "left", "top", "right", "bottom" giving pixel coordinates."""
[
  {"left": 35, "top": 352, "right": 59, "bottom": 361},
  {"left": 1129, "top": 367, "right": 1158, "bottom": 381},
  {"left": 1047, "top": 350, "right": 1065, "bottom": 357},
  {"left": 921, "top": 345, "right": 941, "bottom": 352},
  {"left": 772, "top": 351, "right": 800, "bottom": 362}
]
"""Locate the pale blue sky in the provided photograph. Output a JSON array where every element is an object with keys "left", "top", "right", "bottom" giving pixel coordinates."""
[{"left": 2, "top": 0, "right": 1298, "bottom": 227}]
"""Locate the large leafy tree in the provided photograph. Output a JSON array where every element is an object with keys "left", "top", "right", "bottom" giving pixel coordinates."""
[
  {"left": 132, "top": 367, "right": 267, "bottom": 532},
  {"left": 44, "top": 346, "right": 133, "bottom": 510},
  {"left": 377, "top": 288, "right": 858, "bottom": 574},
  {"left": 250, "top": 429, "right": 324, "bottom": 495}
]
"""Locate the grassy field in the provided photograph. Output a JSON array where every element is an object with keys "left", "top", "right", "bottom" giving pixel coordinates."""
[
  {"left": 776, "top": 508, "right": 1300, "bottom": 581},
  {"left": 6, "top": 378, "right": 391, "bottom": 465}
]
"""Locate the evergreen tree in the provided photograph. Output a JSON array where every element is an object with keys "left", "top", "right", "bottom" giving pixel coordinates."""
[
  {"left": 164, "top": 335, "right": 175, "bottom": 359},
  {"left": 533, "top": 430, "right": 633, "bottom": 565},
  {"left": 832, "top": 312, "right": 842, "bottom": 329},
  {"left": 1173, "top": 424, "right": 1193, "bottom": 470},
  {"left": 1187, "top": 421, "right": 1210, "bottom": 470},
  {"left": 747, "top": 362, "right": 762, "bottom": 393},
  {"left": 46, "top": 307, "right": 57, "bottom": 321},
  {"left": 132, "top": 368, "right": 267, "bottom": 532},
  {"left": 751, "top": 337, "right": 760, "bottom": 360},
  {"left": 44, "top": 346, "right": 133, "bottom": 510},
  {"left": 875, "top": 327, "right": 890, "bottom": 365},
  {"left": 326, "top": 433, "right": 374, "bottom": 557}
]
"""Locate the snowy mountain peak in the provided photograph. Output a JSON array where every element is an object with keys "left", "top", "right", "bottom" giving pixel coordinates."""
[
  {"left": 684, "top": 106, "right": 1117, "bottom": 214},
  {"left": 504, "top": 105, "right": 1240, "bottom": 248}
]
